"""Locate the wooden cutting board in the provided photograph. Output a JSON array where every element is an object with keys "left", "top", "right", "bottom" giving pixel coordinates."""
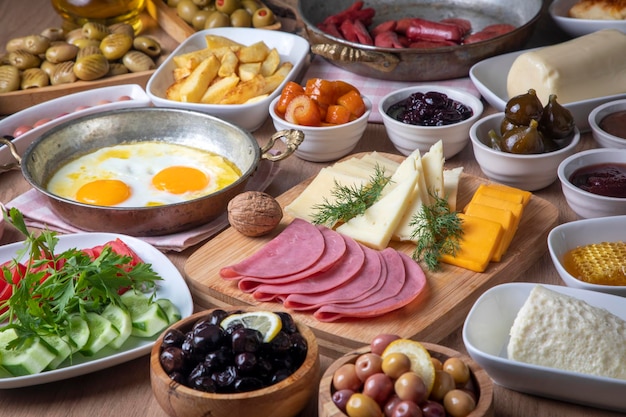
[{"left": 184, "top": 153, "right": 559, "bottom": 358}]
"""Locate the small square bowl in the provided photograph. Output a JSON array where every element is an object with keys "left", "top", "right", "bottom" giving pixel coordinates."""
[
  {"left": 549, "top": 0, "right": 626, "bottom": 38},
  {"left": 378, "top": 86, "right": 483, "bottom": 159},
  {"left": 146, "top": 27, "right": 309, "bottom": 132},
  {"left": 548, "top": 215, "right": 626, "bottom": 296},
  {"left": 588, "top": 99, "right": 626, "bottom": 148},
  {"left": 268, "top": 95, "right": 371, "bottom": 162},
  {"left": 557, "top": 148, "right": 626, "bottom": 218},
  {"left": 470, "top": 112, "right": 581, "bottom": 191}
]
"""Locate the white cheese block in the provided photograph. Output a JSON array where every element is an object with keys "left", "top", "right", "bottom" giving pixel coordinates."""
[
  {"left": 443, "top": 167, "right": 463, "bottom": 211},
  {"left": 508, "top": 285, "right": 626, "bottom": 380},
  {"left": 506, "top": 29, "right": 626, "bottom": 105},
  {"left": 336, "top": 171, "right": 419, "bottom": 250}
]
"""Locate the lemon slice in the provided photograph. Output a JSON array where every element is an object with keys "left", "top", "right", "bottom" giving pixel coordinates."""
[
  {"left": 381, "top": 339, "right": 436, "bottom": 396},
  {"left": 220, "top": 311, "right": 283, "bottom": 343}
]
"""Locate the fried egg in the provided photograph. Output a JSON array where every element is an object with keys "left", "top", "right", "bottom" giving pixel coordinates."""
[{"left": 46, "top": 141, "right": 242, "bottom": 207}]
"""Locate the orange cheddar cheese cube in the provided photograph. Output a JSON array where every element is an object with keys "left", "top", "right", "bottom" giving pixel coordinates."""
[
  {"left": 474, "top": 183, "right": 532, "bottom": 207},
  {"left": 464, "top": 202, "right": 516, "bottom": 262}
]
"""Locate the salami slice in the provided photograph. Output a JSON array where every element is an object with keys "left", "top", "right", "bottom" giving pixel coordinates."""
[
  {"left": 251, "top": 235, "right": 365, "bottom": 302},
  {"left": 284, "top": 243, "right": 386, "bottom": 311},
  {"left": 219, "top": 219, "right": 325, "bottom": 279},
  {"left": 237, "top": 227, "right": 348, "bottom": 293},
  {"left": 313, "top": 251, "right": 427, "bottom": 322}
]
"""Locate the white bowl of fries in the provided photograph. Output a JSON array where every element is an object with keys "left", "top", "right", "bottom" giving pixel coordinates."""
[{"left": 146, "top": 27, "right": 309, "bottom": 132}]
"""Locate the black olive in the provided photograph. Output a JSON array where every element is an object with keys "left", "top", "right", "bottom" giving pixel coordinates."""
[
  {"left": 159, "top": 346, "right": 186, "bottom": 373},
  {"left": 235, "top": 352, "right": 258, "bottom": 373},
  {"left": 204, "top": 309, "right": 229, "bottom": 325},
  {"left": 211, "top": 365, "right": 238, "bottom": 388},
  {"left": 231, "top": 328, "right": 263, "bottom": 353},
  {"left": 289, "top": 332, "right": 308, "bottom": 365},
  {"left": 188, "top": 375, "right": 217, "bottom": 392},
  {"left": 276, "top": 311, "right": 297, "bottom": 334},
  {"left": 192, "top": 323, "right": 225, "bottom": 354},
  {"left": 234, "top": 376, "right": 264, "bottom": 392},
  {"left": 270, "top": 368, "right": 292, "bottom": 384},
  {"left": 204, "top": 346, "right": 233, "bottom": 371},
  {"left": 161, "top": 328, "right": 185, "bottom": 348}
]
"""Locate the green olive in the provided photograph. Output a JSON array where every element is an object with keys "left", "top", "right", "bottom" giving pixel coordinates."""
[
  {"left": 73, "top": 54, "right": 109, "bottom": 81},
  {"left": 82, "top": 22, "right": 111, "bottom": 41},
  {"left": 442, "top": 357, "right": 470, "bottom": 386},
  {"left": 230, "top": 8, "right": 252, "bottom": 27},
  {"left": 50, "top": 61, "right": 77, "bottom": 85},
  {"left": 41, "top": 27, "right": 65, "bottom": 42},
  {"left": 99, "top": 33, "right": 133, "bottom": 60},
  {"left": 21, "top": 68, "right": 49, "bottom": 89},
  {"left": 8, "top": 50, "right": 41, "bottom": 70},
  {"left": 133, "top": 36, "right": 162, "bottom": 57},
  {"left": 177, "top": 0, "right": 200, "bottom": 24},
  {"left": 204, "top": 11, "right": 231, "bottom": 28},
  {"left": 443, "top": 389, "right": 476, "bottom": 417},
  {"left": 192, "top": 0, "right": 210, "bottom": 6},
  {"left": 192, "top": 9, "right": 214, "bottom": 30},
  {"left": 122, "top": 50, "right": 155, "bottom": 72},
  {"left": 45, "top": 42, "right": 79, "bottom": 64},
  {"left": 241, "top": 0, "right": 260, "bottom": 15},
  {"left": 167, "top": 0, "right": 181, "bottom": 6},
  {"left": 23, "top": 34, "right": 51, "bottom": 55},
  {"left": 215, "top": 0, "right": 241, "bottom": 15},
  {"left": 252, "top": 7, "right": 275, "bottom": 28},
  {"left": 0, "top": 65, "right": 20, "bottom": 93}
]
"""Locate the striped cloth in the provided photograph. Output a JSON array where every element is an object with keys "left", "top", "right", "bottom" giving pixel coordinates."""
[{"left": 302, "top": 56, "right": 480, "bottom": 123}]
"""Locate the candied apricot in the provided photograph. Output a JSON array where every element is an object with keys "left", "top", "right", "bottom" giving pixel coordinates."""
[
  {"left": 285, "top": 95, "right": 322, "bottom": 126},
  {"left": 325, "top": 104, "right": 352, "bottom": 125},
  {"left": 305, "top": 78, "right": 336, "bottom": 106},
  {"left": 337, "top": 89, "right": 366, "bottom": 117},
  {"left": 275, "top": 81, "right": 305, "bottom": 116}
]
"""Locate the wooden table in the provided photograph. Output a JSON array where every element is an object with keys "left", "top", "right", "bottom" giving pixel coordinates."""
[{"left": 0, "top": 1, "right": 622, "bottom": 416}]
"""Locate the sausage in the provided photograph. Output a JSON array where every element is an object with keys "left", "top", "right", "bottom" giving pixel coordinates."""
[
  {"left": 462, "top": 24, "right": 516, "bottom": 44},
  {"left": 339, "top": 19, "right": 374, "bottom": 45},
  {"left": 440, "top": 18, "right": 472, "bottom": 36},
  {"left": 370, "top": 20, "right": 397, "bottom": 37},
  {"left": 405, "top": 18, "right": 464, "bottom": 43},
  {"left": 409, "top": 39, "right": 457, "bottom": 49},
  {"left": 374, "top": 30, "right": 405, "bottom": 48}
]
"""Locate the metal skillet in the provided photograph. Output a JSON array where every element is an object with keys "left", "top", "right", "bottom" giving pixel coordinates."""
[
  {"left": 298, "top": 0, "right": 543, "bottom": 81},
  {"left": 1, "top": 107, "right": 303, "bottom": 237}
]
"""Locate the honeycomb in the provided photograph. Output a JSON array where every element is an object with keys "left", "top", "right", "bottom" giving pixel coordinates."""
[{"left": 563, "top": 242, "right": 626, "bottom": 285}]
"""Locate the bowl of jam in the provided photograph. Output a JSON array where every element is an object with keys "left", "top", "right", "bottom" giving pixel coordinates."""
[
  {"left": 557, "top": 148, "right": 626, "bottom": 219},
  {"left": 588, "top": 99, "right": 626, "bottom": 149},
  {"left": 379, "top": 86, "right": 483, "bottom": 159}
]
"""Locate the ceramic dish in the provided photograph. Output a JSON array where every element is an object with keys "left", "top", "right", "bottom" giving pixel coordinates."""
[
  {"left": 549, "top": 0, "right": 626, "bottom": 38},
  {"left": 548, "top": 215, "right": 626, "bottom": 296},
  {"left": 0, "top": 232, "right": 194, "bottom": 389},
  {"left": 588, "top": 99, "right": 626, "bottom": 148},
  {"left": 469, "top": 48, "right": 626, "bottom": 132},
  {"left": 463, "top": 282, "right": 626, "bottom": 412},
  {"left": 146, "top": 27, "right": 309, "bottom": 132},
  {"left": 0, "top": 84, "right": 151, "bottom": 169}
]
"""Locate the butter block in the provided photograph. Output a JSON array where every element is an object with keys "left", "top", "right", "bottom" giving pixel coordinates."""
[{"left": 507, "top": 29, "right": 626, "bottom": 104}]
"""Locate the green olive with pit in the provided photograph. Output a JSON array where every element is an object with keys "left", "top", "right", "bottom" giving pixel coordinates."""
[
  {"left": 443, "top": 389, "right": 476, "bottom": 417},
  {"left": 215, "top": 0, "right": 241, "bottom": 15},
  {"left": 230, "top": 8, "right": 252, "bottom": 27},
  {"left": 204, "top": 11, "right": 231, "bottom": 28},
  {"left": 252, "top": 7, "right": 275, "bottom": 28}
]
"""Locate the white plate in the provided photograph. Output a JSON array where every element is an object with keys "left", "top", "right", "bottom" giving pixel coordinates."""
[
  {"left": 0, "top": 232, "right": 193, "bottom": 389},
  {"left": 548, "top": 215, "right": 626, "bottom": 296},
  {"left": 146, "top": 27, "right": 309, "bottom": 132},
  {"left": 0, "top": 84, "right": 151, "bottom": 168},
  {"left": 463, "top": 283, "right": 626, "bottom": 412},
  {"left": 469, "top": 49, "right": 626, "bottom": 132},
  {"left": 549, "top": 0, "right": 626, "bottom": 38}
]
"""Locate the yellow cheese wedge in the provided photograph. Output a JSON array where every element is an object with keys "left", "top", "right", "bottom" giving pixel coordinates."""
[
  {"left": 507, "top": 29, "right": 626, "bottom": 104},
  {"left": 440, "top": 213, "right": 503, "bottom": 273},
  {"left": 464, "top": 202, "right": 516, "bottom": 262}
]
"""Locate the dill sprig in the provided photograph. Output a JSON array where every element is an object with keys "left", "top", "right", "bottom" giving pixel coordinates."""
[
  {"left": 0, "top": 207, "right": 162, "bottom": 345},
  {"left": 410, "top": 193, "right": 464, "bottom": 271},
  {"left": 311, "top": 165, "right": 392, "bottom": 228}
]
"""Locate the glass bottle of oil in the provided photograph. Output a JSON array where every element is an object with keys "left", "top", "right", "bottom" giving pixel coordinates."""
[{"left": 51, "top": 0, "right": 146, "bottom": 33}]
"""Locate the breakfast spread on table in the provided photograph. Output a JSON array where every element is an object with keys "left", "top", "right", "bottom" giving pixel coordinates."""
[{"left": 2, "top": 0, "right": 626, "bottom": 415}]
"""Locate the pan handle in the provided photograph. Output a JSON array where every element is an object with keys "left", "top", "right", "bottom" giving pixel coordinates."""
[
  {"left": 260, "top": 129, "right": 304, "bottom": 162},
  {"left": 310, "top": 43, "right": 400, "bottom": 73},
  {"left": 0, "top": 137, "right": 22, "bottom": 173}
]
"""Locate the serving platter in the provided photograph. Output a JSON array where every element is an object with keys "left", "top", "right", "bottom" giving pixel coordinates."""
[
  {"left": 469, "top": 48, "right": 626, "bottom": 132},
  {"left": 185, "top": 152, "right": 559, "bottom": 358},
  {"left": 463, "top": 283, "right": 626, "bottom": 412},
  {"left": 0, "top": 232, "right": 194, "bottom": 389},
  {"left": 549, "top": 0, "right": 626, "bottom": 38}
]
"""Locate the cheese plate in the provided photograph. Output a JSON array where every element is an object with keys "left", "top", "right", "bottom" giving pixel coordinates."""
[{"left": 184, "top": 153, "right": 559, "bottom": 358}]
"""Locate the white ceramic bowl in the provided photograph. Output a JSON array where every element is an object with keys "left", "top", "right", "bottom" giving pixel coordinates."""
[
  {"left": 379, "top": 85, "right": 483, "bottom": 159},
  {"left": 588, "top": 99, "right": 626, "bottom": 148},
  {"left": 549, "top": 0, "right": 626, "bottom": 38},
  {"left": 548, "top": 215, "right": 626, "bottom": 296},
  {"left": 268, "top": 96, "right": 371, "bottom": 162},
  {"left": 469, "top": 112, "right": 581, "bottom": 191},
  {"left": 0, "top": 84, "right": 150, "bottom": 167},
  {"left": 146, "top": 27, "right": 309, "bottom": 132},
  {"left": 463, "top": 282, "right": 626, "bottom": 413},
  {"left": 557, "top": 148, "right": 626, "bottom": 218}
]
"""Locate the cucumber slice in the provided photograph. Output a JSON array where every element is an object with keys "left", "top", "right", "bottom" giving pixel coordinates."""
[
  {"left": 101, "top": 303, "right": 132, "bottom": 349},
  {"left": 156, "top": 298, "right": 182, "bottom": 324},
  {"left": 67, "top": 314, "right": 90, "bottom": 353},
  {"left": 41, "top": 334, "right": 72, "bottom": 370},
  {"left": 0, "top": 329, "right": 57, "bottom": 376},
  {"left": 121, "top": 292, "right": 169, "bottom": 338},
  {"left": 80, "top": 312, "right": 119, "bottom": 357}
]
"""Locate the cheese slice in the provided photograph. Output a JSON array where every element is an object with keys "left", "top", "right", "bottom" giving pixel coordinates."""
[
  {"left": 443, "top": 167, "right": 463, "bottom": 211},
  {"left": 336, "top": 171, "right": 419, "bottom": 250},
  {"left": 422, "top": 141, "right": 445, "bottom": 200},
  {"left": 464, "top": 202, "right": 516, "bottom": 262},
  {"left": 507, "top": 29, "right": 626, "bottom": 104}
]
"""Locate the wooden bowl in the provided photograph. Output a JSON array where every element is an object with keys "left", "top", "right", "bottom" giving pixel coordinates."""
[
  {"left": 150, "top": 309, "right": 320, "bottom": 417},
  {"left": 319, "top": 342, "right": 494, "bottom": 417}
]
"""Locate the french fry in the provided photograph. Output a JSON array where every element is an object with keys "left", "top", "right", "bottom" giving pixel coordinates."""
[
  {"left": 238, "top": 62, "right": 261, "bottom": 82},
  {"left": 165, "top": 80, "right": 183, "bottom": 101},
  {"left": 173, "top": 48, "right": 214, "bottom": 71},
  {"left": 174, "top": 67, "right": 192, "bottom": 82},
  {"left": 179, "top": 55, "right": 220, "bottom": 103},
  {"left": 201, "top": 74, "right": 240, "bottom": 104},
  {"left": 260, "top": 48, "right": 280, "bottom": 77},
  {"left": 237, "top": 41, "right": 270, "bottom": 63},
  {"left": 218, "top": 49, "right": 239, "bottom": 77},
  {"left": 260, "top": 62, "right": 293, "bottom": 95},
  {"left": 205, "top": 34, "right": 243, "bottom": 49},
  {"left": 219, "top": 74, "right": 266, "bottom": 104}
]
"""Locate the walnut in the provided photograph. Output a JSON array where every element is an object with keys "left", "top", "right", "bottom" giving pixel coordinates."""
[{"left": 227, "top": 191, "right": 283, "bottom": 237}]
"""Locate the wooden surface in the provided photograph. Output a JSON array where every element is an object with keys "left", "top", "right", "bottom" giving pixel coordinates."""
[
  {"left": 0, "top": 0, "right": 625, "bottom": 416},
  {"left": 185, "top": 157, "right": 559, "bottom": 358}
]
